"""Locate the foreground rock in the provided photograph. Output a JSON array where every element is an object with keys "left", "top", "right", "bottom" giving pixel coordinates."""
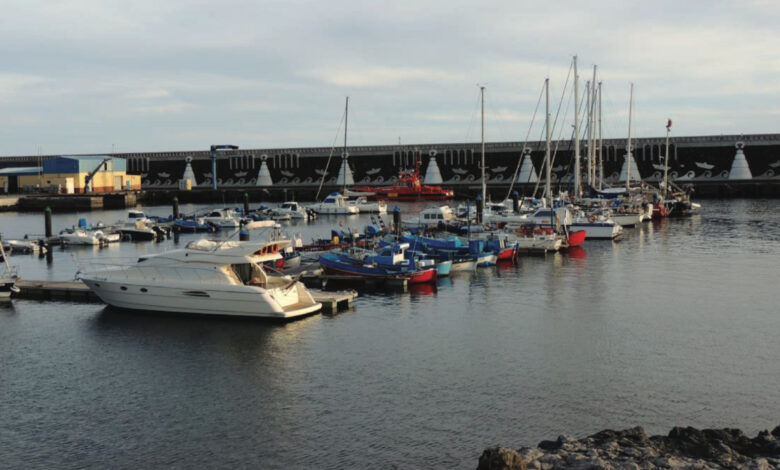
[{"left": 478, "top": 425, "right": 780, "bottom": 470}]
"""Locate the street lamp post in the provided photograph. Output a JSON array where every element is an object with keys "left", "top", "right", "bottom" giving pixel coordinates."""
[{"left": 210, "top": 145, "right": 239, "bottom": 190}]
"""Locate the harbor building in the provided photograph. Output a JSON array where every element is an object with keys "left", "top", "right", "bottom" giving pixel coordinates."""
[{"left": 0, "top": 156, "right": 140, "bottom": 194}]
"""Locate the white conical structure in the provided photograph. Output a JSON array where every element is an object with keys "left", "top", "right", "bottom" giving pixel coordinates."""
[
  {"left": 618, "top": 152, "right": 641, "bottom": 182},
  {"left": 181, "top": 156, "right": 197, "bottom": 188},
  {"left": 728, "top": 141, "right": 752, "bottom": 180},
  {"left": 336, "top": 154, "right": 354, "bottom": 186},
  {"left": 517, "top": 149, "right": 538, "bottom": 183},
  {"left": 256, "top": 155, "right": 273, "bottom": 187},
  {"left": 424, "top": 152, "right": 443, "bottom": 184}
]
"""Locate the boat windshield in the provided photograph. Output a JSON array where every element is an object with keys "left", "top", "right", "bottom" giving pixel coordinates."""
[{"left": 186, "top": 239, "right": 241, "bottom": 251}]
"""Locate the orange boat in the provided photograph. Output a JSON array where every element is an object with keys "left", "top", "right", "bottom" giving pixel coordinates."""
[{"left": 352, "top": 161, "right": 454, "bottom": 201}]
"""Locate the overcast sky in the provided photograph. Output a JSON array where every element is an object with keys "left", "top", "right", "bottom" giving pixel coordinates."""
[{"left": 1, "top": 0, "right": 778, "bottom": 156}]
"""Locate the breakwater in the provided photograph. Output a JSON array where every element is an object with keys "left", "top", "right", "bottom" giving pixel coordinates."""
[
  {"left": 1, "top": 133, "right": 779, "bottom": 202},
  {"left": 479, "top": 425, "right": 780, "bottom": 470}
]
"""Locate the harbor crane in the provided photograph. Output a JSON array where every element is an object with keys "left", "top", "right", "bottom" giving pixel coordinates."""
[{"left": 84, "top": 157, "right": 113, "bottom": 193}]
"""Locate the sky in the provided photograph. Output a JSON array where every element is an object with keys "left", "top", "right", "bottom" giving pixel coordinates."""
[{"left": 1, "top": 0, "right": 779, "bottom": 156}]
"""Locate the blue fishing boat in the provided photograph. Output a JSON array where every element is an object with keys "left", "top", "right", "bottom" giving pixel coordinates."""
[{"left": 318, "top": 244, "right": 437, "bottom": 284}]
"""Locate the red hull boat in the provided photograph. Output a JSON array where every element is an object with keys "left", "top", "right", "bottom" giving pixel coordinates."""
[
  {"left": 565, "top": 230, "right": 587, "bottom": 247},
  {"left": 352, "top": 161, "right": 454, "bottom": 201}
]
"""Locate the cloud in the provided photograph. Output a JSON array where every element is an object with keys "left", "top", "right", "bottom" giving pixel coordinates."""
[{"left": 0, "top": 0, "right": 779, "bottom": 155}]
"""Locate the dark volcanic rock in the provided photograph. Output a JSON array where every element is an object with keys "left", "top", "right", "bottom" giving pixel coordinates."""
[
  {"left": 480, "top": 425, "right": 780, "bottom": 470},
  {"left": 478, "top": 447, "right": 528, "bottom": 470}
]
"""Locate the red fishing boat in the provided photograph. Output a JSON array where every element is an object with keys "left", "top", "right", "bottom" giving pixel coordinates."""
[
  {"left": 565, "top": 230, "right": 587, "bottom": 247},
  {"left": 351, "top": 161, "right": 454, "bottom": 201}
]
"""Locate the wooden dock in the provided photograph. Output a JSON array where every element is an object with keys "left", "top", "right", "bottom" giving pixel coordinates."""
[
  {"left": 15, "top": 280, "right": 99, "bottom": 301},
  {"left": 12, "top": 279, "right": 357, "bottom": 315},
  {"left": 301, "top": 273, "right": 408, "bottom": 291}
]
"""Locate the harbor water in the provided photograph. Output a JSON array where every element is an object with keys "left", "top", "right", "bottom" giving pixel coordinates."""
[{"left": 0, "top": 199, "right": 778, "bottom": 469}]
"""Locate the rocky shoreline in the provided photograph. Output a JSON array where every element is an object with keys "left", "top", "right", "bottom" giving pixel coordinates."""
[{"left": 478, "top": 425, "right": 780, "bottom": 470}]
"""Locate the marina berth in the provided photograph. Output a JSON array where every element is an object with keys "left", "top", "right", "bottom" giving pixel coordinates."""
[{"left": 78, "top": 239, "right": 322, "bottom": 319}]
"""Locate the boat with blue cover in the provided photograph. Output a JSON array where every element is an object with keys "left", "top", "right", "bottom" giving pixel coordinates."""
[{"left": 318, "top": 243, "right": 437, "bottom": 284}]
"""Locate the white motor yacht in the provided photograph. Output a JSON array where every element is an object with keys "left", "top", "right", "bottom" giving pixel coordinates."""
[
  {"left": 78, "top": 239, "right": 322, "bottom": 319},
  {"left": 310, "top": 192, "right": 359, "bottom": 215}
]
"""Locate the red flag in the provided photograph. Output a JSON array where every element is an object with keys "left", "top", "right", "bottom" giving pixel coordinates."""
[{"left": 666, "top": 118, "right": 673, "bottom": 130}]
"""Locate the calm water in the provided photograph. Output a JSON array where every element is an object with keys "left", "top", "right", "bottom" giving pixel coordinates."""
[{"left": 0, "top": 200, "right": 778, "bottom": 469}]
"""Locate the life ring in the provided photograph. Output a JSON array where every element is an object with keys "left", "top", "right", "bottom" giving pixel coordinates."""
[
  {"left": 259, "top": 246, "right": 268, "bottom": 255},
  {"left": 269, "top": 244, "right": 278, "bottom": 254}
]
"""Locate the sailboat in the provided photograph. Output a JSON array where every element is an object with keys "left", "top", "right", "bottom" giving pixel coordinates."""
[{"left": 311, "top": 97, "right": 359, "bottom": 215}]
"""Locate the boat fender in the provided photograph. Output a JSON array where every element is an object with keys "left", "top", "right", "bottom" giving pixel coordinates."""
[
  {"left": 270, "top": 244, "right": 278, "bottom": 254},
  {"left": 259, "top": 246, "right": 268, "bottom": 255}
]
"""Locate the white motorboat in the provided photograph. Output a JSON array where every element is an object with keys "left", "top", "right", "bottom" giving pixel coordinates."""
[
  {"left": 448, "top": 258, "right": 477, "bottom": 272},
  {"left": 78, "top": 239, "right": 322, "bottom": 319},
  {"left": 4, "top": 239, "right": 47, "bottom": 255},
  {"left": 203, "top": 208, "right": 243, "bottom": 228},
  {"left": 401, "top": 205, "right": 456, "bottom": 229},
  {"left": 569, "top": 214, "right": 623, "bottom": 239},
  {"left": 0, "top": 242, "right": 19, "bottom": 299},
  {"left": 310, "top": 192, "right": 359, "bottom": 215},
  {"left": 510, "top": 232, "right": 563, "bottom": 253},
  {"left": 605, "top": 211, "right": 643, "bottom": 228},
  {"left": 114, "top": 210, "right": 165, "bottom": 241},
  {"left": 273, "top": 202, "right": 307, "bottom": 220},
  {"left": 347, "top": 197, "right": 387, "bottom": 214},
  {"left": 60, "top": 228, "right": 120, "bottom": 245}
]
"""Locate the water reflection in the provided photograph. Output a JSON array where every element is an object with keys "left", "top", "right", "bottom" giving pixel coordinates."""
[
  {"left": 409, "top": 283, "right": 436, "bottom": 296},
  {"left": 0, "top": 300, "right": 17, "bottom": 316},
  {"left": 565, "top": 246, "right": 586, "bottom": 259}
]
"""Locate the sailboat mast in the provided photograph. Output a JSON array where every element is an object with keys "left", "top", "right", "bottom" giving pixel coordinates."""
[
  {"left": 480, "top": 86, "right": 486, "bottom": 205},
  {"left": 598, "top": 81, "right": 604, "bottom": 190},
  {"left": 589, "top": 65, "right": 597, "bottom": 188},
  {"left": 626, "top": 83, "right": 634, "bottom": 192},
  {"left": 585, "top": 80, "right": 591, "bottom": 189},
  {"left": 544, "top": 78, "right": 551, "bottom": 203},
  {"left": 343, "top": 96, "right": 349, "bottom": 194},
  {"left": 573, "top": 56, "right": 581, "bottom": 199},
  {"left": 664, "top": 118, "right": 671, "bottom": 198}
]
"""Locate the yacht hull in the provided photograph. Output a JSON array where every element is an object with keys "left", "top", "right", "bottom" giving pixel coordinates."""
[
  {"left": 609, "top": 213, "right": 643, "bottom": 228},
  {"left": 80, "top": 278, "right": 321, "bottom": 319},
  {"left": 568, "top": 223, "right": 622, "bottom": 239}
]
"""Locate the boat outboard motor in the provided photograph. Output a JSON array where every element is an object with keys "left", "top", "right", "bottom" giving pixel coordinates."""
[{"left": 511, "top": 191, "right": 519, "bottom": 214}]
